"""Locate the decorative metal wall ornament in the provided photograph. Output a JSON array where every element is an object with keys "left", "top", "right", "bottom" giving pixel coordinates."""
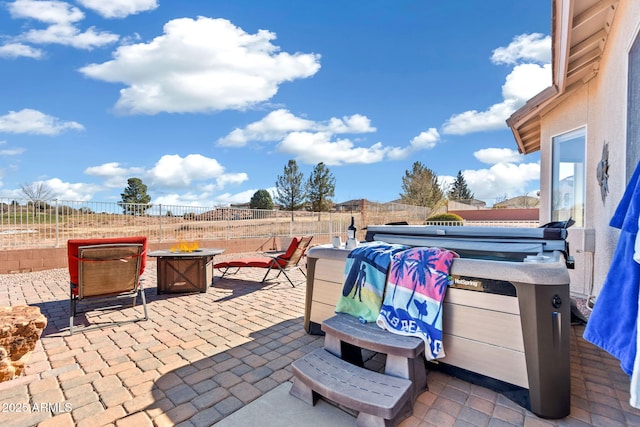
[{"left": 597, "top": 141, "right": 609, "bottom": 203}]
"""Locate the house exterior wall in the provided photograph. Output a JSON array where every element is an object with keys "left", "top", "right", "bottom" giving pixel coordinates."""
[{"left": 537, "top": 0, "right": 640, "bottom": 297}]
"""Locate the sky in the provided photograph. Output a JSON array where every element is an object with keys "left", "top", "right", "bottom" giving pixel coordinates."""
[{"left": 0, "top": 0, "right": 552, "bottom": 208}]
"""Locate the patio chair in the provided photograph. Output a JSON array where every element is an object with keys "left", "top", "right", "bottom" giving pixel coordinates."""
[
  {"left": 214, "top": 235, "right": 313, "bottom": 287},
  {"left": 67, "top": 237, "right": 148, "bottom": 335}
]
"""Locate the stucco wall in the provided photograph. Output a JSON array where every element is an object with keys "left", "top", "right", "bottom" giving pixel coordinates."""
[{"left": 538, "top": 0, "right": 640, "bottom": 296}]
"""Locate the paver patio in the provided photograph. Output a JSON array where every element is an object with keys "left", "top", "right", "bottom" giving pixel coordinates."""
[{"left": 0, "top": 254, "right": 639, "bottom": 427}]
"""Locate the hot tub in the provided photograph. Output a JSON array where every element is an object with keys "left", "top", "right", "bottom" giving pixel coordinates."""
[{"left": 303, "top": 225, "right": 572, "bottom": 419}]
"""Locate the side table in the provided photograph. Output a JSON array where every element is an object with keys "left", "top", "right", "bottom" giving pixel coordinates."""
[{"left": 148, "top": 248, "right": 225, "bottom": 294}]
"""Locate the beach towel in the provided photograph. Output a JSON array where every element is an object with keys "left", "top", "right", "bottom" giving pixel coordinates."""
[
  {"left": 584, "top": 160, "right": 640, "bottom": 381},
  {"left": 335, "top": 243, "right": 407, "bottom": 323},
  {"left": 376, "top": 247, "right": 457, "bottom": 360}
]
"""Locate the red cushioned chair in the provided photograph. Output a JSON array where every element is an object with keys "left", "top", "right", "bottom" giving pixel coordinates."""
[
  {"left": 214, "top": 235, "right": 313, "bottom": 287},
  {"left": 67, "top": 236, "right": 148, "bottom": 334}
]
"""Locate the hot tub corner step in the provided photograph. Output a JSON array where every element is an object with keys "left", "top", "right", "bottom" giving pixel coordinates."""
[
  {"left": 322, "top": 313, "right": 425, "bottom": 358},
  {"left": 290, "top": 348, "right": 413, "bottom": 427}
]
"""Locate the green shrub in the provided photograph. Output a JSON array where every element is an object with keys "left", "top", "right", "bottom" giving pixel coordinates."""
[{"left": 425, "top": 213, "right": 464, "bottom": 225}]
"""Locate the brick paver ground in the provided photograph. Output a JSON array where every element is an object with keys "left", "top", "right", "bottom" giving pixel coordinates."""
[{"left": 0, "top": 253, "right": 639, "bottom": 426}]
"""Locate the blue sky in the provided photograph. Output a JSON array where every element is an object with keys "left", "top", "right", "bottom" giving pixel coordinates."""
[{"left": 0, "top": 0, "right": 551, "bottom": 207}]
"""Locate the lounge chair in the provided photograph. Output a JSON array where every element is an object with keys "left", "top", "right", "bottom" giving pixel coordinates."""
[
  {"left": 214, "top": 235, "right": 313, "bottom": 287},
  {"left": 67, "top": 236, "right": 149, "bottom": 334}
]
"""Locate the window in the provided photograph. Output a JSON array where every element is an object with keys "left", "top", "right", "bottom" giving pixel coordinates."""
[{"left": 552, "top": 128, "right": 585, "bottom": 227}]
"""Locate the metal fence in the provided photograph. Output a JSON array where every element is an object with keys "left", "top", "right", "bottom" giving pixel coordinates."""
[{"left": 0, "top": 198, "right": 539, "bottom": 249}]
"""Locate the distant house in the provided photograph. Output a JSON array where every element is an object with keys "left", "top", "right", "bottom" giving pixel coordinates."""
[
  {"left": 493, "top": 196, "right": 540, "bottom": 209},
  {"left": 450, "top": 208, "right": 539, "bottom": 223},
  {"left": 447, "top": 199, "right": 487, "bottom": 211},
  {"left": 230, "top": 202, "right": 251, "bottom": 209},
  {"left": 334, "top": 199, "right": 368, "bottom": 212},
  {"left": 507, "top": 0, "right": 635, "bottom": 297}
]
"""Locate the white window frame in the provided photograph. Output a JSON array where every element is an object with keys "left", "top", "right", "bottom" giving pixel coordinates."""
[{"left": 551, "top": 127, "right": 586, "bottom": 227}]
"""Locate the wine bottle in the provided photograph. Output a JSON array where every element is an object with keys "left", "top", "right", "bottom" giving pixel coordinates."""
[{"left": 348, "top": 216, "right": 356, "bottom": 240}]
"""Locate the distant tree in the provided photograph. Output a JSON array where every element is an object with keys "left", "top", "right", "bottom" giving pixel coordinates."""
[
  {"left": 400, "top": 161, "right": 445, "bottom": 209},
  {"left": 119, "top": 178, "right": 152, "bottom": 215},
  {"left": 307, "top": 162, "right": 335, "bottom": 218},
  {"left": 493, "top": 193, "right": 509, "bottom": 207},
  {"left": 275, "top": 160, "right": 306, "bottom": 221},
  {"left": 250, "top": 189, "right": 275, "bottom": 210},
  {"left": 20, "top": 182, "right": 54, "bottom": 210},
  {"left": 448, "top": 170, "right": 474, "bottom": 202}
]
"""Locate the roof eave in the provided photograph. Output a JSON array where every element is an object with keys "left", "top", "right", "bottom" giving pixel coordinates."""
[
  {"left": 506, "top": 85, "right": 560, "bottom": 154},
  {"left": 507, "top": 0, "right": 569, "bottom": 154}
]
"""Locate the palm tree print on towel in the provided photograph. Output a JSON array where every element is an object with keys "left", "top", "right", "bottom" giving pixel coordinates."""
[
  {"left": 335, "top": 243, "right": 407, "bottom": 323},
  {"left": 377, "top": 247, "right": 457, "bottom": 360},
  {"left": 342, "top": 244, "right": 406, "bottom": 298}
]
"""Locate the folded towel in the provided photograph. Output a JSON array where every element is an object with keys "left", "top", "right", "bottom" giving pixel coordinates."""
[
  {"left": 335, "top": 243, "right": 407, "bottom": 323},
  {"left": 376, "top": 247, "right": 457, "bottom": 360},
  {"left": 584, "top": 160, "right": 640, "bottom": 378}
]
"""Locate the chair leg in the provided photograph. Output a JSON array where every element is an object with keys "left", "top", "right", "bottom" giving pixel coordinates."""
[
  {"left": 219, "top": 266, "right": 238, "bottom": 278},
  {"left": 261, "top": 266, "right": 273, "bottom": 282},
  {"left": 220, "top": 266, "right": 230, "bottom": 278},
  {"left": 69, "top": 292, "right": 76, "bottom": 335},
  {"left": 280, "top": 270, "right": 296, "bottom": 287},
  {"left": 139, "top": 283, "right": 148, "bottom": 320}
]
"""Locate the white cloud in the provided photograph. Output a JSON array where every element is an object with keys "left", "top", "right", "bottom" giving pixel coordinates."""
[
  {"left": 84, "top": 162, "right": 144, "bottom": 188},
  {"left": 0, "top": 147, "right": 26, "bottom": 156},
  {"left": 216, "top": 109, "right": 376, "bottom": 147},
  {"left": 147, "top": 154, "right": 226, "bottom": 187},
  {"left": 85, "top": 155, "right": 248, "bottom": 196},
  {"left": 0, "top": 140, "right": 25, "bottom": 157},
  {"left": 502, "top": 63, "right": 552, "bottom": 103},
  {"left": 463, "top": 162, "right": 540, "bottom": 201},
  {"left": 388, "top": 128, "right": 440, "bottom": 160},
  {"left": 410, "top": 129, "right": 440, "bottom": 149},
  {"left": 7, "top": 0, "right": 119, "bottom": 50},
  {"left": 278, "top": 131, "right": 388, "bottom": 166},
  {"left": 76, "top": 0, "right": 158, "bottom": 19},
  {"left": 325, "top": 114, "right": 376, "bottom": 134},
  {"left": 18, "top": 23, "right": 119, "bottom": 49},
  {"left": 474, "top": 147, "right": 524, "bottom": 164},
  {"left": 153, "top": 187, "right": 259, "bottom": 207},
  {"left": 217, "top": 109, "right": 437, "bottom": 165},
  {"left": 80, "top": 17, "right": 321, "bottom": 114},
  {"left": 217, "top": 109, "right": 315, "bottom": 147},
  {"left": 441, "top": 101, "right": 518, "bottom": 135},
  {"left": 215, "top": 173, "right": 249, "bottom": 188},
  {"left": 212, "top": 189, "right": 258, "bottom": 206},
  {"left": 41, "top": 177, "right": 102, "bottom": 200},
  {"left": 441, "top": 33, "right": 552, "bottom": 136},
  {"left": 8, "top": 0, "right": 84, "bottom": 25},
  {"left": 0, "top": 109, "right": 84, "bottom": 135},
  {"left": 491, "top": 33, "right": 551, "bottom": 65},
  {"left": 0, "top": 43, "right": 44, "bottom": 59}
]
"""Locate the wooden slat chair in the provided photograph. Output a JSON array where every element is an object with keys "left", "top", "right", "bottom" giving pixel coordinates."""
[
  {"left": 214, "top": 235, "right": 313, "bottom": 287},
  {"left": 68, "top": 237, "right": 148, "bottom": 335}
]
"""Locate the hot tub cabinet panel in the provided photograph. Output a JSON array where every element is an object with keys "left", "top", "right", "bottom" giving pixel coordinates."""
[
  {"left": 304, "top": 238, "right": 571, "bottom": 419},
  {"left": 304, "top": 248, "right": 351, "bottom": 335}
]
